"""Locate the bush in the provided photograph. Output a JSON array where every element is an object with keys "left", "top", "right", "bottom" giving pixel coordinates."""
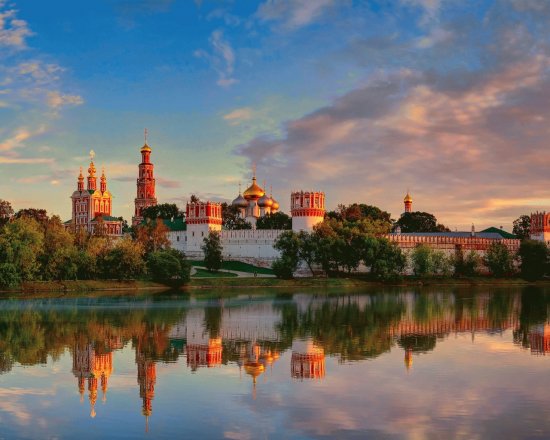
[
  {"left": 0, "top": 263, "right": 21, "bottom": 288},
  {"left": 370, "top": 239, "right": 406, "bottom": 281},
  {"left": 431, "top": 250, "right": 452, "bottom": 277},
  {"left": 147, "top": 249, "right": 191, "bottom": 286},
  {"left": 519, "top": 240, "right": 549, "bottom": 281},
  {"left": 103, "top": 238, "right": 146, "bottom": 280},
  {"left": 272, "top": 256, "right": 297, "bottom": 279},
  {"left": 454, "top": 249, "right": 480, "bottom": 277}
]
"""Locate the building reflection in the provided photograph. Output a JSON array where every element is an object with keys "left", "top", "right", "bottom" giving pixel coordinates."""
[
  {"left": 72, "top": 341, "right": 113, "bottom": 418},
  {"left": 291, "top": 339, "right": 325, "bottom": 380},
  {"left": 529, "top": 323, "right": 550, "bottom": 355},
  {"left": 52, "top": 289, "right": 550, "bottom": 431},
  {"left": 136, "top": 350, "right": 156, "bottom": 432}
]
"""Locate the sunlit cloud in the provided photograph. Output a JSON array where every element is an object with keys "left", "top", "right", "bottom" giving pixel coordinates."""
[
  {"left": 195, "top": 29, "right": 237, "bottom": 87},
  {"left": 256, "top": 0, "right": 336, "bottom": 30},
  {"left": 0, "top": 2, "right": 33, "bottom": 49},
  {"left": 223, "top": 107, "right": 253, "bottom": 126}
]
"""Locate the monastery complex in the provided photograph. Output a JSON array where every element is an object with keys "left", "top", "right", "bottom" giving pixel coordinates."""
[{"left": 66, "top": 136, "right": 532, "bottom": 268}]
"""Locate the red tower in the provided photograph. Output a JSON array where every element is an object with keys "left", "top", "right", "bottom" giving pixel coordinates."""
[{"left": 132, "top": 130, "right": 157, "bottom": 226}]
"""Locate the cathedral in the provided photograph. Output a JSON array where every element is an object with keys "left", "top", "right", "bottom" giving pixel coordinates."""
[{"left": 67, "top": 150, "right": 122, "bottom": 236}]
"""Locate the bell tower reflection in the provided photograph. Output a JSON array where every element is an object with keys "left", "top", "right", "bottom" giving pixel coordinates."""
[{"left": 136, "top": 351, "right": 156, "bottom": 432}]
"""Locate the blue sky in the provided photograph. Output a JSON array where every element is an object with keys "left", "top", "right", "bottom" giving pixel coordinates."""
[{"left": 1, "top": 0, "right": 550, "bottom": 230}]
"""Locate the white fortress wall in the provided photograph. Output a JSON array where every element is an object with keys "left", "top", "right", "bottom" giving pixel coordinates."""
[{"left": 220, "top": 229, "right": 285, "bottom": 261}]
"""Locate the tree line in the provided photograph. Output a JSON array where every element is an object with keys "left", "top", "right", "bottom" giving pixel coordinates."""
[{"left": 0, "top": 200, "right": 190, "bottom": 288}]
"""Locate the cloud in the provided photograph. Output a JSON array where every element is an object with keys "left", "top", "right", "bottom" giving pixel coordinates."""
[
  {"left": 223, "top": 107, "right": 253, "bottom": 126},
  {"left": 157, "top": 177, "right": 181, "bottom": 188},
  {"left": 0, "top": 3, "right": 33, "bottom": 49},
  {"left": 207, "top": 8, "right": 242, "bottom": 27},
  {"left": 256, "top": 0, "right": 336, "bottom": 30},
  {"left": 46, "top": 91, "right": 84, "bottom": 109},
  {"left": 195, "top": 29, "right": 237, "bottom": 87},
  {"left": 236, "top": 19, "right": 550, "bottom": 230},
  {"left": 0, "top": 126, "right": 46, "bottom": 152},
  {"left": 0, "top": 156, "right": 53, "bottom": 164},
  {"left": 401, "top": 0, "right": 442, "bottom": 24}
]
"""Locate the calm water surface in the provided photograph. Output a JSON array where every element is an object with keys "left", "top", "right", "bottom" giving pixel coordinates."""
[{"left": 0, "top": 287, "right": 549, "bottom": 439}]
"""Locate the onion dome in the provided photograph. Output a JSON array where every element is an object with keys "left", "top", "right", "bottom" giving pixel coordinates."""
[
  {"left": 257, "top": 193, "right": 273, "bottom": 208},
  {"left": 244, "top": 361, "right": 265, "bottom": 380},
  {"left": 271, "top": 198, "right": 280, "bottom": 211},
  {"left": 232, "top": 193, "right": 249, "bottom": 208},
  {"left": 243, "top": 176, "right": 264, "bottom": 200},
  {"left": 141, "top": 143, "right": 151, "bottom": 153},
  {"left": 404, "top": 192, "right": 412, "bottom": 203}
]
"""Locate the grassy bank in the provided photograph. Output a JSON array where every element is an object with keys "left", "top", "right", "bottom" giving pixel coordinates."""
[
  {"left": 188, "top": 276, "right": 541, "bottom": 290},
  {"left": 1, "top": 276, "right": 547, "bottom": 295},
  {"left": 1, "top": 279, "right": 169, "bottom": 294}
]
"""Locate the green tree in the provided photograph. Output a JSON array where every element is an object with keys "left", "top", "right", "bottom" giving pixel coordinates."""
[
  {"left": 202, "top": 231, "right": 223, "bottom": 272},
  {"left": 370, "top": 238, "right": 407, "bottom": 280},
  {"left": 14, "top": 208, "right": 49, "bottom": 226},
  {"left": 273, "top": 231, "right": 300, "bottom": 278},
  {"left": 454, "top": 249, "right": 480, "bottom": 277},
  {"left": 147, "top": 249, "right": 191, "bottom": 285},
  {"left": 0, "top": 217, "right": 44, "bottom": 281},
  {"left": 411, "top": 244, "right": 434, "bottom": 276},
  {"left": 513, "top": 215, "right": 531, "bottom": 240},
  {"left": 41, "top": 216, "right": 79, "bottom": 281},
  {"left": 141, "top": 203, "right": 183, "bottom": 220},
  {"left": 394, "top": 211, "right": 449, "bottom": 233},
  {"left": 431, "top": 250, "right": 452, "bottom": 277},
  {"left": 103, "top": 238, "right": 146, "bottom": 280},
  {"left": 485, "top": 242, "right": 513, "bottom": 277},
  {"left": 256, "top": 212, "right": 292, "bottom": 230},
  {"left": 518, "top": 240, "right": 548, "bottom": 281},
  {"left": 221, "top": 203, "right": 252, "bottom": 230}
]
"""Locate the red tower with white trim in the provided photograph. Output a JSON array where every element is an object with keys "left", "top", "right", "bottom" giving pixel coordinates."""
[
  {"left": 132, "top": 132, "right": 157, "bottom": 226},
  {"left": 291, "top": 190, "right": 325, "bottom": 232}
]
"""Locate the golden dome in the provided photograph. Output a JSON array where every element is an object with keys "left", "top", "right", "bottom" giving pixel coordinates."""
[
  {"left": 404, "top": 192, "right": 412, "bottom": 203},
  {"left": 243, "top": 177, "right": 264, "bottom": 200},
  {"left": 271, "top": 199, "right": 279, "bottom": 211},
  {"left": 141, "top": 143, "right": 152, "bottom": 153},
  {"left": 257, "top": 194, "right": 273, "bottom": 208}
]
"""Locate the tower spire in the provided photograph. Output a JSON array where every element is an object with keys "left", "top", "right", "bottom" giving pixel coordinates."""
[
  {"left": 144, "top": 128, "right": 148, "bottom": 145},
  {"left": 100, "top": 166, "right": 107, "bottom": 193}
]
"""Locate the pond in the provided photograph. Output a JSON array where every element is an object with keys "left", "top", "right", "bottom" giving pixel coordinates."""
[{"left": 0, "top": 287, "right": 549, "bottom": 439}]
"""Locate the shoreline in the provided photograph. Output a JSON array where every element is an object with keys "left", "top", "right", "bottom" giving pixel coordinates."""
[{"left": 0, "top": 276, "right": 548, "bottom": 296}]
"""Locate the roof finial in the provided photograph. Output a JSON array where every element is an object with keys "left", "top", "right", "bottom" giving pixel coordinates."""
[
  {"left": 144, "top": 128, "right": 148, "bottom": 144},
  {"left": 252, "top": 162, "right": 256, "bottom": 179},
  {"left": 238, "top": 181, "right": 242, "bottom": 195},
  {"left": 89, "top": 149, "right": 95, "bottom": 161}
]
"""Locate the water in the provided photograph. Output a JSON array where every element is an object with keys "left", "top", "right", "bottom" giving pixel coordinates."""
[{"left": 0, "top": 287, "right": 549, "bottom": 439}]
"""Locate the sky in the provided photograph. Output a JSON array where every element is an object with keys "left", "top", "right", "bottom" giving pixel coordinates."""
[{"left": 1, "top": 0, "right": 550, "bottom": 230}]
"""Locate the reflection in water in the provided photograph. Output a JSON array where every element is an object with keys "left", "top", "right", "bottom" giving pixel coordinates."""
[
  {"left": 0, "top": 288, "right": 550, "bottom": 438},
  {"left": 291, "top": 340, "right": 325, "bottom": 379}
]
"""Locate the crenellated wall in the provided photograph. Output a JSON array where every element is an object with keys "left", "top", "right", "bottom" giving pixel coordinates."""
[{"left": 219, "top": 229, "right": 286, "bottom": 261}]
